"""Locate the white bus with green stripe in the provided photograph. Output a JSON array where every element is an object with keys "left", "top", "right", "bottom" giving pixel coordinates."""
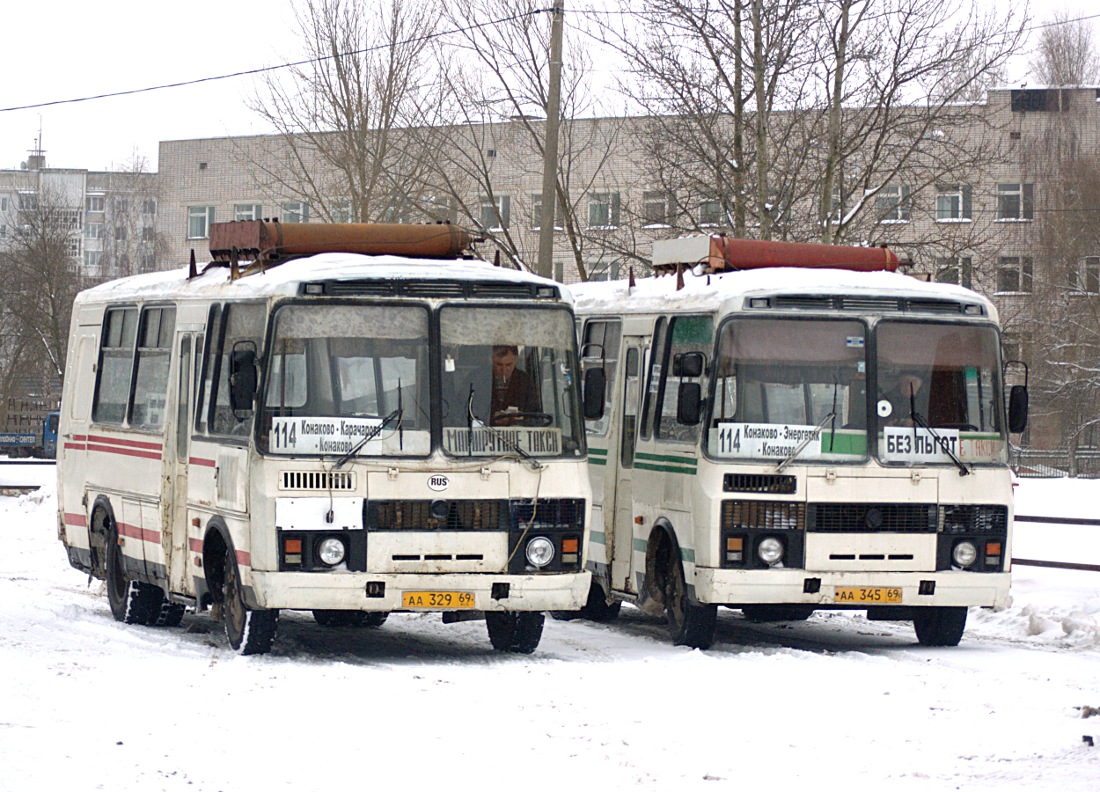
[{"left": 569, "top": 236, "right": 1027, "bottom": 649}]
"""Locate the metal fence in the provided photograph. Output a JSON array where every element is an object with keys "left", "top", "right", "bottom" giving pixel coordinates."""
[{"left": 1011, "top": 449, "right": 1100, "bottom": 478}]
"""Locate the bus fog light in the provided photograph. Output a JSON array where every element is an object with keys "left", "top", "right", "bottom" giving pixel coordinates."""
[
  {"left": 757, "top": 537, "right": 784, "bottom": 566},
  {"left": 952, "top": 540, "right": 978, "bottom": 568},
  {"left": 318, "top": 537, "right": 347, "bottom": 566},
  {"left": 525, "top": 537, "right": 555, "bottom": 568}
]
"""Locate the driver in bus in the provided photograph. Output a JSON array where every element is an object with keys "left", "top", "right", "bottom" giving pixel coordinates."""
[
  {"left": 880, "top": 370, "right": 925, "bottom": 426},
  {"left": 490, "top": 345, "right": 541, "bottom": 425}
]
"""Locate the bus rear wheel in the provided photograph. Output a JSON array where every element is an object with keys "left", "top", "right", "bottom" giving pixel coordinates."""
[
  {"left": 913, "top": 606, "right": 967, "bottom": 647},
  {"left": 223, "top": 549, "right": 278, "bottom": 655},
  {"left": 486, "top": 611, "right": 544, "bottom": 653},
  {"left": 105, "top": 524, "right": 162, "bottom": 626},
  {"left": 664, "top": 556, "right": 717, "bottom": 649}
]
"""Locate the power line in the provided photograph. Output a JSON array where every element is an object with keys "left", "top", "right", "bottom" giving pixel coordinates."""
[{"left": 0, "top": 9, "right": 545, "bottom": 114}]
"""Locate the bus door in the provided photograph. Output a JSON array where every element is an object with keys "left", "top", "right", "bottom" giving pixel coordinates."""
[
  {"left": 611, "top": 339, "right": 644, "bottom": 592},
  {"left": 164, "top": 333, "right": 196, "bottom": 594}
]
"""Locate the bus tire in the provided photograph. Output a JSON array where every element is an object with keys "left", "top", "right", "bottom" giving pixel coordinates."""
[
  {"left": 913, "top": 606, "right": 967, "bottom": 647},
  {"left": 155, "top": 602, "right": 187, "bottom": 628},
  {"left": 105, "top": 524, "right": 161, "bottom": 626},
  {"left": 552, "top": 580, "right": 621, "bottom": 623},
  {"left": 741, "top": 604, "right": 815, "bottom": 623},
  {"left": 223, "top": 549, "right": 278, "bottom": 655},
  {"left": 486, "top": 611, "right": 544, "bottom": 653},
  {"left": 665, "top": 556, "right": 717, "bottom": 649}
]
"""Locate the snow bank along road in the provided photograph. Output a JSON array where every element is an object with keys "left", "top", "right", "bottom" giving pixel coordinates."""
[{"left": 2, "top": 479, "right": 1099, "bottom": 792}]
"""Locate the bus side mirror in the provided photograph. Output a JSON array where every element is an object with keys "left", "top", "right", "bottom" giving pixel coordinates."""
[
  {"left": 583, "top": 368, "right": 606, "bottom": 421},
  {"left": 230, "top": 343, "right": 258, "bottom": 413},
  {"left": 677, "top": 382, "right": 702, "bottom": 425},
  {"left": 674, "top": 351, "right": 705, "bottom": 378},
  {"left": 1008, "top": 385, "right": 1028, "bottom": 433}
]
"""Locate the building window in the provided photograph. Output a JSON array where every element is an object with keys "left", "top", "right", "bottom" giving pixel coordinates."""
[
  {"left": 142, "top": 226, "right": 155, "bottom": 242},
  {"left": 422, "top": 195, "right": 456, "bottom": 224},
  {"left": 187, "top": 206, "right": 215, "bottom": 239},
  {"left": 142, "top": 199, "right": 157, "bottom": 215},
  {"left": 876, "top": 184, "right": 910, "bottom": 223},
  {"left": 86, "top": 194, "right": 105, "bottom": 213},
  {"left": 1, "top": 196, "right": 8, "bottom": 212},
  {"left": 84, "top": 250, "right": 102, "bottom": 272},
  {"left": 479, "top": 195, "right": 510, "bottom": 231},
  {"left": 996, "top": 183, "right": 1033, "bottom": 221},
  {"left": 935, "top": 184, "right": 972, "bottom": 221},
  {"left": 281, "top": 201, "right": 309, "bottom": 223},
  {"left": 698, "top": 198, "right": 724, "bottom": 227},
  {"left": 115, "top": 225, "right": 129, "bottom": 242},
  {"left": 642, "top": 191, "right": 670, "bottom": 227},
  {"left": 935, "top": 256, "right": 972, "bottom": 288},
  {"left": 1070, "top": 256, "right": 1100, "bottom": 294},
  {"left": 85, "top": 222, "right": 103, "bottom": 240},
  {"left": 996, "top": 256, "right": 1033, "bottom": 294},
  {"left": 531, "top": 193, "right": 562, "bottom": 229},
  {"left": 234, "top": 203, "right": 262, "bottom": 222},
  {"left": 17, "top": 192, "right": 37, "bottom": 211},
  {"left": 0, "top": 224, "right": 6, "bottom": 239},
  {"left": 587, "top": 192, "right": 621, "bottom": 229}
]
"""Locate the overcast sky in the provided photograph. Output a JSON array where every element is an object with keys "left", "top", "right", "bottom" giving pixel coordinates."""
[{"left": 1, "top": 1, "right": 1096, "bottom": 174}]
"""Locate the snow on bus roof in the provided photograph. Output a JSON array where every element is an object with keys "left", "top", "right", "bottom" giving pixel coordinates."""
[
  {"left": 570, "top": 266, "right": 996, "bottom": 322},
  {"left": 75, "top": 252, "right": 565, "bottom": 304}
]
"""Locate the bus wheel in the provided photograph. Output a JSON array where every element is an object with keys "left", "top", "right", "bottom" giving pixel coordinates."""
[
  {"left": 551, "top": 580, "right": 621, "bottom": 623},
  {"left": 155, "top": 602, "right": 187, "bottom": 628},
  {"left": 913, "top": 606, "right": 967, "bottom": 647},
  {"left": 486, "top": 611, "right": 544, "bottom": 653},
  {"left": 223, "top": 549, "right": 278, "bottom": 655},
  {"left": 664, "top": 557, "right": 717, "bottom": 649},
  {"left": 741, "top": 604, "right": 815, "bottom": 623},
  {"left": 105, "top": 524, "right": 161, "bottom": 626}
]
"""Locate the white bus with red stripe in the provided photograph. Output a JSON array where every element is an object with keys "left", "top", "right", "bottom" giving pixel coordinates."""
[{"left": 57, "top": 221, "right": 591, "bottom": 654}]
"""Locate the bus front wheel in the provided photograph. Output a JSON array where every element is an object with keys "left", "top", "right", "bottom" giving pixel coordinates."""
[
  {"left": 664, "top": 556, "right": 717, "bottom": 649},
  {"left": 223, "top": 549, "right": 278, "bottom": 655},
  {"left": 105, "top": 523, "right": 162, "bottom": 626},
  {"left": 486, "top": 611, "right": 544, "bottom": 653},
  {"left": 913, "top": 606, "right": 967, "bottom": 647}
]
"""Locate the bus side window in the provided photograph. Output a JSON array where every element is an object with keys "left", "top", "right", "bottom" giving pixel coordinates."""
[
  {"left": 92, "top": 306, "right": 138, "bottom": 425},
  {"left": 654, "top": 315, "right": 713, "bottom": 443},
  {"left": 620, "top": 347, "right": 640, "bottom": 468},
  {"left": 130, "top": 306, "right": 176, "bottom": 431},
  {"left": 209, "top": 303, "right": 267, "bottom": 438},
  {"left": 640, "top": 317, "right": 666, "bottom": 441},
  {"left": 195, "top": 305, "right": 221, "bottom": 435},
  {"left": 581, "top": 319, "right": 621, "bottom": 435}
]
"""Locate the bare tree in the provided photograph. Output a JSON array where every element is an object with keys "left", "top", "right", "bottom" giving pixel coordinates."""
[
  {"left": 99, "top": 153, "right": 169, "bottom": 278},
  {"left": 0, "top": 184, "right": 85, "bottom": 389},
  {"left": 431, "top": 0, "right": 624, "bottom": 280},
  {"left": 245, "top": 0, "right": 444, "bottom": 223},
  {"left": 1029, "top": 10, "right": 1100, "bottom": 86}
]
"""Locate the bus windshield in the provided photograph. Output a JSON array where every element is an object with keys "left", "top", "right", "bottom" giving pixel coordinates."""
[
  {"left": 875, "top": 321, "right": 1006, "bottom": 465},
  {"left": 439, "top": 305, "right": 583, "bottom": 458},
  {"left": 260, "top": 303, "right": 431, "bottom": 457},
  {"left": 708, "top": 318, "right": 869, "bottom": 463}
]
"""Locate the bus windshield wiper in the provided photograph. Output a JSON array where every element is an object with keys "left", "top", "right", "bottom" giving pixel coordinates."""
[
  {"left": 466, "top": 388, "right": 541, "bottom": 470},
  {"left": 334, "top": 407, "right": 401, "bottom": 469},
  {"left": 776, "top": 411, "right": 836, "bottom": 473},
  {"left": 907, "top": 397, "right": 970, "bottom": 477}
]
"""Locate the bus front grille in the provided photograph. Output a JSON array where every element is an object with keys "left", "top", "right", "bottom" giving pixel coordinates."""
[
  {"left": 369, "top": 500, "right": 507, "bottom": 531},
  {"left": 808, "top": 503, "right": 938, "bottom": 533},
  {"left": 280, "top": 470, "right": 356, "bottom": 491}
]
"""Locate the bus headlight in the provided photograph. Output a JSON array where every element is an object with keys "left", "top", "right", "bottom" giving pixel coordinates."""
[
  {"left": 952, "top": 540, "right": 978, "bottom": 569},
  {"left": 318, "top": 537, "right": 347, "bottom": 567},
  {"left": 757, "top": 536, "right": 784, "bottom": 566},
  {"left": 525, "top": 537, "right": 555, "bottom": 568}
]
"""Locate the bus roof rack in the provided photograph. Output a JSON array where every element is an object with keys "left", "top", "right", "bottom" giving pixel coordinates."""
[
  {"left": 652, "top": 234, "right": 900, "bottom": 276},
  {"left": 207, "top": 220, "right": 479, "bottom": 280}
]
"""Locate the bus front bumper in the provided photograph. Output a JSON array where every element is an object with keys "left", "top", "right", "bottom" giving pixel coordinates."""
[
  {"left": 692, "top": 568, "right": 1011, "bottom": 610},
  {"left": 246, "top": 570, "right": 591, "bottom": 612}
]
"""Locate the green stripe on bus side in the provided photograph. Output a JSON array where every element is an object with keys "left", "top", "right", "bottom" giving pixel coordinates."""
[
  {"left": 588, "top": 457, "right": 607, "bottom": 466},
  {"left": 589, "top": 447, "right": 608, "bottom": 456},
  {"left": 631, "top": 536, "right": 695, "bottom": 564},
  {"left": 633, "top": 538, "right": 648, "bottom": 553},
  {"left": 635, "top": 452, "right": 697, "bottom": 467},
  {"left": 635, "top": 462, "right": 697, "bottom": 474},
  {"left": 591, "top": 531, "right": 606, "bottom": 545}
]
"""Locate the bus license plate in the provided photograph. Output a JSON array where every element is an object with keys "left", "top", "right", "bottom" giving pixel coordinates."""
[
  {"left": 401, "top": 591, "right": 476, "bottom": 609},
  {"left": 834, "top": 586, "right": 902, "bottom": 604}
]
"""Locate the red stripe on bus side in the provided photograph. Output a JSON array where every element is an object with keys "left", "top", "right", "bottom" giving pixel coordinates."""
[
  {"left": 236, "top": 550, "right": 251, "bottom": 568},
  {"left": 86, "top": 443, "right": 162, "bottom": 461},
  {"left": 117, "top": 522, "right": 161, "bottom": 545},
  {"left": 86, "top": 435, "right": 164, "bottom": 452},
  {"left": 189, "top": 457, "right": 217, "bottom": 467},
  {"left": 190, "top": 538, "right": 204, "bottom": 553},
  {"left": 64, "top": 443, "right": 87, "bottom": 451},
  {"left": 64, "top": 512, "right": 88, "bottom": 527}
]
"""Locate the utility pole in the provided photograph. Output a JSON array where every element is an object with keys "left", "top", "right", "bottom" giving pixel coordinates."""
[{"left": 537, "top": 0, "right": 564, "bottom": 280}]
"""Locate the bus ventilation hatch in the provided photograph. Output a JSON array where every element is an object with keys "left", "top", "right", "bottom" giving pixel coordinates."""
[
  {"left": 723, "top": 474, "right": 797, "bottom": 494},
  {"left": 280, "top": 471, "right": 356, "bottom": 491}
]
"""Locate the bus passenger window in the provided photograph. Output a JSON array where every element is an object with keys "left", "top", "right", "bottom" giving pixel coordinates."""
[{"left": 92, "top": 307, "right": 138, "bottom": 425}]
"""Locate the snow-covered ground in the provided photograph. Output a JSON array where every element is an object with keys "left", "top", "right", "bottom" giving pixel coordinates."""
[{"left": 2, "top": 469, "right": 1098, "bottom": 791}]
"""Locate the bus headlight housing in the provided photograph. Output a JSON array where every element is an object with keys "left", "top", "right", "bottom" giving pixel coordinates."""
[
  {"left": 318, "top": 537, "right": 347, "bottom": 567},
  {"left": 757, "top": 536, "right": 785, "bottom": 567},
  {"left": 952, "top": 540, "right": 978, "bottom": 569},
  {"left": 525, "top": 537, "right": 555, "bottom": 568}
]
